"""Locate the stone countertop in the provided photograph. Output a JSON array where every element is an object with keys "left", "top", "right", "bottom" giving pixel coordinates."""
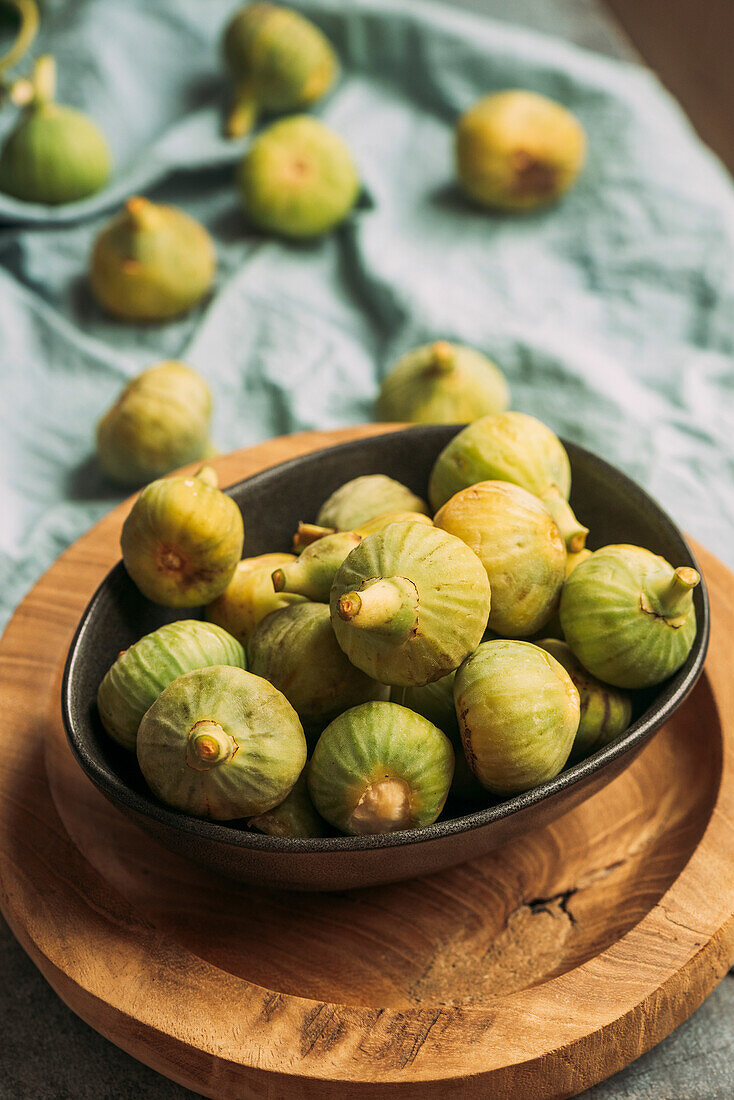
[{"left": 0, "top": 1, "right": 731, "bottom": 1097}]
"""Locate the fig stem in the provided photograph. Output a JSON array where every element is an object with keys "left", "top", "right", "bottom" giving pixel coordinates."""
[
  {"left": 185, "top": 720, "right": 237, "bottom": 771},
  {"left": 292, "top": 522, "right": 336, "bottom": 552},
  {"left": 645, "top": 566, "right": 700, "bottom": 621},
  {"left": 336, "top": 577, "right": 419, "bottom": 638},
  {"left": 194, "top": 465, "right": 218, "bottom": 487},
  {"left": 542, "top": 491, "right": 588, "bottom": 553},
  {"left": 271, "top": 563, "right": 325, "bottom": 602},
  {"left": 348, "top": 776, "right": 413, "bottom": 834},
  {"left": 30, "top": 53, "right": 55, "bottom": 104},
  {"left": 125, "top": 196, "right": 162, "bottom": 232},
  {"left": 274, "top": 533, "right": 361, "bottom": 601},
  {"left": 0, "top": 0, "right": 39, "bottom": 76},
  {"left": 226, "top": 82, "right": 258, "bottom": 139},
  {"left": 429, "top": 340, "right": 456, "bottom": 375}
]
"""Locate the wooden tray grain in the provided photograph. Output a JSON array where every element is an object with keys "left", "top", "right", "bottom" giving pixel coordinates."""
[{"left": 0, "top": 427, "right": 733, "bottom": 1100}]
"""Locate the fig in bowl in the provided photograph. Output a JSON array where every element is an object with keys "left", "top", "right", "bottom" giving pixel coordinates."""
[{"left": 63, "top": 426, "right": 708, "bottom": 891}]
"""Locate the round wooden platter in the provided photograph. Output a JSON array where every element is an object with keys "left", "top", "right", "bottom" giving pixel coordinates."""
[{"left": 1, "top": 427, "right": 734, "bottom": 1100}]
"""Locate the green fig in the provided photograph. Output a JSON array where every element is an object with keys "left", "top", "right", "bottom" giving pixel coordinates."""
[
  {"left": 330, "top": 520, "right": 490, "bottom": 686},
  {"left": 435, "top": 480, "right": 565, "bottom": 637},
  {"left": 238, "top": 115, "right": 359, "bottom": 238},
  {"left": 536, "top": 638, "right": 632, "bottom": 761},
  {"left": 308, "top": 701, "right": 454, "bottom": 835},
  {"left": 248, "top": 772, "right": 328, "bottom": 837},
  {"left": 96, "top": 360, "right": 213, "bottom": 485},
  {"left": 353, "top": 510, "right": 434, "bottom": 537},
  {"left": 560, "top": 545, "right": 700, "bottom": 689},
  {"left": 378, "top": 340, "right": 509, "bottom": 424},
  {"left": 454, "top": 639, "right": 580, "bottom": 795},
  {"left": 247, "top": 601, "right": 387, "bottom": 728},
  {"left": 271, "top": 530, "right": 361, "bottom": 601},
  {"left": 291, "top": 510, "right": 433, "bottom": 552},
  {"left": 317, "top": 474, "right": 429, "bottom": 531},
  {"left": 97, "top": 619, "right": 245, "bottom": 752},
  {"left": 392, "top": 673, "right": 483, "bottom": 803},
  {"left": 206, "top": 552, "right": 303, "bottom": 644},
  {"left": 456, "top": 90, "right": 586, "bottom": 212},
  {"left": 137, "top": 665, "right": 307, "bottom": 820},
  {"left": 120, "top": 465, "right": 244, "bottom": 607},
  {"left": 89, "top": 196, "right": 215, "bottom": 322},
  {"left": 429, "top": 411, "right": 587, "bottom": 552},
  {"left": 0, "top": 55, "right": 111, "bottom": 205},
  {"left": 222, "top": 2, "right": 338, "bottom": 138}
]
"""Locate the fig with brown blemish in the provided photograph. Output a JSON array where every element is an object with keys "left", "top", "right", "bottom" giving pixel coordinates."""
[
  {"left": 454, "top": 639, "right": 580, "bottom": 795},
  {"left": 455, "top": 89, "right": 586, "bottom": 212},
  {"left": 560, "top": 544, "right": 700, "bottom": 689},
  {"left": 120, "top": 466, "right": 243, "bottom": 608}
]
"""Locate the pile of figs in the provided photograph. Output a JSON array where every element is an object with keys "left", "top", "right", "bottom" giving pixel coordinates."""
[{"left": 97, "top": 411, "right": 700, "bottom": 838}]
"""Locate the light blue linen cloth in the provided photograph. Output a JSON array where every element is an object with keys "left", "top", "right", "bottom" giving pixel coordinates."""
[{"left": 1, "top": 0, "right": 732, "bottom": 630}]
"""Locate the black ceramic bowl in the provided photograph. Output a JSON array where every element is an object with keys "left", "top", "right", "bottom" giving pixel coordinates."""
[{"left": 62, "top": 426, "right": 709, "bottom": 891}]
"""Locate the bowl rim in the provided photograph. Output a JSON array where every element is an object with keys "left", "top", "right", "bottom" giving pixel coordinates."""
[{"left": 62, "top": 425, "right": 710, "bottom": 854}]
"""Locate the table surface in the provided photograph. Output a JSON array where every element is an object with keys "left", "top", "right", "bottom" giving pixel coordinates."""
[{"left": 1, "top": 1, "right": 732, "bottom": 1098}]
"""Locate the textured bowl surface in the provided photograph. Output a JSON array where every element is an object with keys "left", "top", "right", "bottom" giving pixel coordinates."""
[{"left": 62, "top": 427, "right": 709, "bottom": 890}]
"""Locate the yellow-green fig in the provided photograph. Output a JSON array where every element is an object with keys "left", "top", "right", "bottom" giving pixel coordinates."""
[
  {"left": 247, "top": 601, "right": 388, "bottom": 728},
  {"left": 429, "top": 411, "right": 587, "bottom": 551},
  {"left": 96, "top": 361, "right": 212, "bottom": 485},
  {"left": 454, "top": 639, "right": 580, "bottom": 795},
  {"left": 206, "top": 551, "right": 303, "bottom": 644},
  {"left": 121, "top": 465, "right": 244, "bottom": 607},
  {"left": 271, "top": 530, "right": 361, "bottom": 601},
  {"left": 222, "top": 2, "right": 338, "bottom": 138},
  {"left": 353, "top": 510, "right": 434, "bottom": 537},
  {"left": 248, "top": 772, "right": 328, "bottom": 837},
  {"left": 238, "top": 115, "right": 359, "bottom": 238},
  {"left": 97, "top": 619, "right": 246, "bottom": 751},
  {"left": 0, "top": 55, "right": 111, "bottom": 205},
  {"left": 456, "top": 90, "right": 586, "bottom": 211},
  {"left": 308, "top": 701, "right": 454, "bottom": 835},
  {"left": 536, "top": 638, "right": 632, "bottom": 762},
  {"left": 317, "top": 474, "right": 429, "bottom": 531},
  {"left": 560, "top": 545, "right": 700, "bottom": 689},
  {"left": 89, "top": 196, "right": 216, "bottom": 322},
  {"left": 137, "top": 665, "right": 307, "bottom": 820},
  {"left": 331, "top": 520, "right": 490, "bottom": 686},
  {"left": 291, "top": 511, "right": 432, "bottom": 553},
  {"left": 378, "top": 340, "right": 510, "bottom": 424},
  {"left": 435, "top": 480, "right": 566, "bottom": 637}
]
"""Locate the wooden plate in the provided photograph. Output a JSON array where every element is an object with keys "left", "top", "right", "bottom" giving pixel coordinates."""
[{"left": 1, "top": 427, "right": 733, "bottom": 1099}]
